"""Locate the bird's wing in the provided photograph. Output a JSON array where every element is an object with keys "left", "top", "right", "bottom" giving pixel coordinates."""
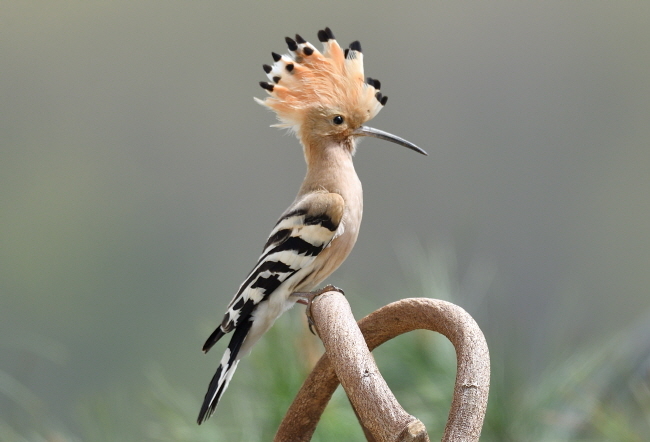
[{"left": 202, "top": 191, "right": 344, "bottom": 352}]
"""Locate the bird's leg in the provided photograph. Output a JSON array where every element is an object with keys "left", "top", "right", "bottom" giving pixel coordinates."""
[{"left": 291, "top": 285, "right": 345, "bottom": 335}]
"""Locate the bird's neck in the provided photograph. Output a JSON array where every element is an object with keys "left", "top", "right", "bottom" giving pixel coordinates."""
[{"left": 299, "top": 142, "right": 362, "bottom": 202}]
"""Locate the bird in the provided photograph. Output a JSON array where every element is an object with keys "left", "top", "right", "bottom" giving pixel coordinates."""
[{"left": 197, "top": 27, "right": 427, "bottom": 424}]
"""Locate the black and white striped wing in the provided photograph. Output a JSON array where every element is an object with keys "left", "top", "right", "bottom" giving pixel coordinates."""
[{"left": 202, "top": 192, "right": 344, "bottom": 352}]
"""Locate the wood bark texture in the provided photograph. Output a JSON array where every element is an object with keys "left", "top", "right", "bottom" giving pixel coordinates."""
[{"left": 274, "top": 294, "right": 490, "bottom": 442}]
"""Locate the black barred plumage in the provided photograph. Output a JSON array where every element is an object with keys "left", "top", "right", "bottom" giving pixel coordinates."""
[
  {"left": 199, "top": 317, "right": 252, "bottom": 421},
  {"left": 197, "top": 192, "right": 345, "bottom": 424},
  {"left": 198, "top": 27, "right": 425, "bottom": 426}
]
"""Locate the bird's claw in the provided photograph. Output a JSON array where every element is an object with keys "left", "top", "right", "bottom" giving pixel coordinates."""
[
  {"left": 306, "top": 315, "right": 317, "bottom": 335},
  {"left": 291, "top": 285, "right": 345, "bottom": 335}
]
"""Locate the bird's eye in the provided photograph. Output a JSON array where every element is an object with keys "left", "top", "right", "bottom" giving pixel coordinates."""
[{"left": 332, "top": 115, "right": 344, "bottom": 125}]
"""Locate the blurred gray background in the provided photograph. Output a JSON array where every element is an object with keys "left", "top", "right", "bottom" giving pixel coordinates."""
[{"left": 2, "top": 1, "right": 649, "bottom": 438}]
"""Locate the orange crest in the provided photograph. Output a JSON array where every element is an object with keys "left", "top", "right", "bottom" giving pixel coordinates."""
[{"left": 255, "top": 28, "right": 387, "bottom": 134}]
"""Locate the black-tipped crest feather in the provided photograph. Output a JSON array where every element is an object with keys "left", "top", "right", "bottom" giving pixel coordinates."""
[
  {"left": 285, "top": 36, "right": 298, "bottom": 51},
  {"left": 256, "top": 28, "right": 386, "bottom": 129}
]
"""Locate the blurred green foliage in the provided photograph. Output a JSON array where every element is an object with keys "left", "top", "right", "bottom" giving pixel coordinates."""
[{"left": 3, "top": 292, "right": 650, "bottom": 441}]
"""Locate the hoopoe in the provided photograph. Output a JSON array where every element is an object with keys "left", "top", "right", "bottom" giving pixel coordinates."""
[{"left": 197, "top": 27, "right": 426, "bottom": 424}]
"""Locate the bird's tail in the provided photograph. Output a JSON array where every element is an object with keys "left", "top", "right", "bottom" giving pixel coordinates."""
[{"left": 197, "top": 319, "right": 252, "bottom": 424}]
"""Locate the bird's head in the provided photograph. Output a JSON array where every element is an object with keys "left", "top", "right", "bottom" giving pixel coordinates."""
[{"left": 255, "top": 28, "right": 426, "bottom": 163}]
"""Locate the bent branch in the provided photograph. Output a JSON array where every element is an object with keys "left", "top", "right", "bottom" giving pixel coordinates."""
[{"left": 274, "top": 294, "right": 490, "bottom": 442}]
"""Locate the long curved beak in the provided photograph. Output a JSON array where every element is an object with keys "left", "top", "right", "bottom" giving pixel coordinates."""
[{"left": 353, "top": 126, "right": 428, "bottom": 156}]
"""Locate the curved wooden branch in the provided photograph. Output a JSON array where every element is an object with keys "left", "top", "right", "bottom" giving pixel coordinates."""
[
  {"left": 313, "top": 292, "right": 428, "bottom": 441},
  {"left": 274, "top": 294, "right": 490, "bottom": 442}
]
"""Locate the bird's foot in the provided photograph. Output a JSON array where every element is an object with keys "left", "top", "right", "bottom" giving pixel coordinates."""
[
  {"left": 291, "top": 284, "right": 345, "bottom": 305},
  {"left": 291, "top": 285, "right": 345, "bottom": 335}
]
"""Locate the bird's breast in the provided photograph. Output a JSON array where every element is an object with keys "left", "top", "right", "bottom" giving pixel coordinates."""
[{"left": 298, "top": 196, "right": 362, "bottom": 291}]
